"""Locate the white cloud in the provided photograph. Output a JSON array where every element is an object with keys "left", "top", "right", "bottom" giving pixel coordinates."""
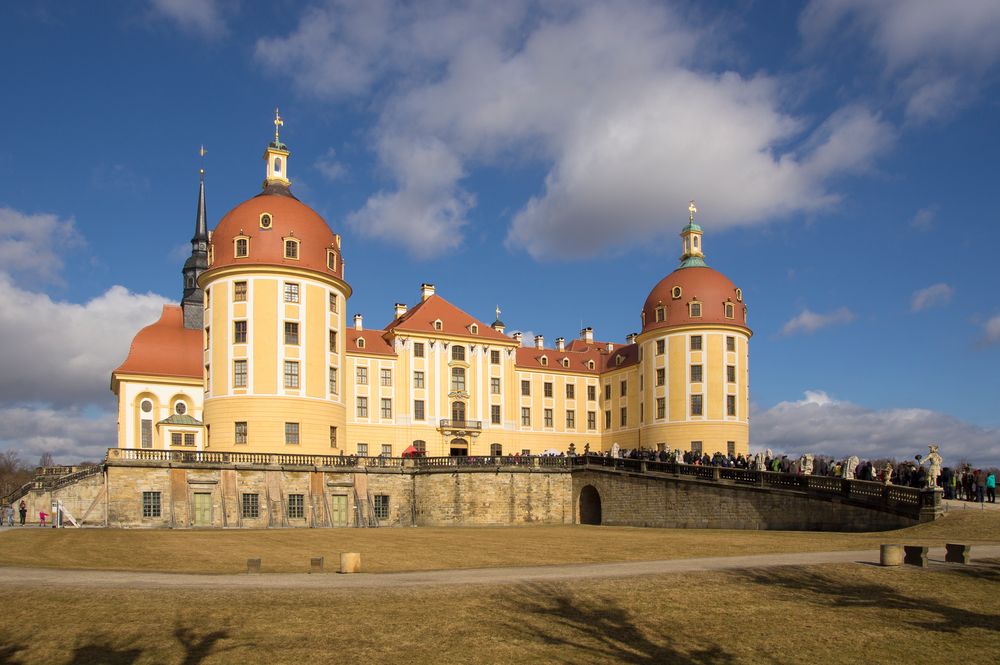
[
  {"left": 315, "top": 148, "right": 348, "bottom": 182},
  {"left": 0, "top": 207, "right": 83, "bottom": 282},
  {"left": 752, "top": 390, "right": 1000, "bottom": 467},
  {"left": 800, "top": 0, "right": 1000, "bottom": 123},
  {"left": 983, "top": 315, "right": 1000, "bottom": 346},
  {"left": 780, "top": 307, "right": 856, "bottom": 336},
  {"left": 0, "top": 405, "right": 116, "bottom": 463},
  {"left": 910, "top": 283, "right": 953, "bottom": 312},
  {"left": 909, "top": 206, "right": 936, "bottom": 230},
  {"left": 257, "top": 1, "right": 895, "bottom": 260},
  {"left": 150, "top": 0, "right": 229, "bottom": 37}
]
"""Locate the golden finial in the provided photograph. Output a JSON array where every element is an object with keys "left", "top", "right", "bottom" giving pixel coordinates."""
[
  {"left": 496, "top": 305, "right": 501, "bottom": 320},
  {"left": 274, "top": 107, "right": 284, "bottom": 143},
  {"left": 688, "top": 200, "right": 697, "bottom": 223},
  {"left": 199, "top": 145, "right": 207, "bottom": 175}
]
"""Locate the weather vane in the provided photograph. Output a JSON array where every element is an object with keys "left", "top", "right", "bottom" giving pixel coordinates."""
[
  {"left": 688, "top": 200, "right": 697, "bottom": 223},
  {"left": 496, "top": 305, "right": 501, "bottom": 320},
  {"left": 274, "top": 108, "right": 284, "bottom": 143}
]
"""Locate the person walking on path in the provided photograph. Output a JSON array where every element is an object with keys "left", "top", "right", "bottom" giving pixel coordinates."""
[
  {"left": 18, "top": 501, "right": 26, "bottom": 526},
  {"left": 4, "top": 506, "right": 12, "bottom": 527},
  {"left": 987, "top": 471, "right": 997, "bottom": 504},
  {"left": 38, "top": 510, "right": 47, "bottom": 527}
]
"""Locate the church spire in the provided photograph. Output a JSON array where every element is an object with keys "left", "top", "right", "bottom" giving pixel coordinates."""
[
  {"left": 679, "top": 200, "right": 707, "bottom": 268},
  {"left": 194, "top": 146, "right": 208, "bottom": 243},
  {"left": 182, "top": 151, "right": 210, "bottom": 329}
]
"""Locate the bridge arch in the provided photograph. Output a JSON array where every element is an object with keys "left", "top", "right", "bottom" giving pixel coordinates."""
[{"left": 578, "top": 484, "right": 602, "bottom": 525}]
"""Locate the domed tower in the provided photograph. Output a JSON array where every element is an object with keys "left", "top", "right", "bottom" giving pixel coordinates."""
[
  {"left": 199, "top": 111, "right": 351, "bottom": 453},
  {"left": 636, "top": 202, "right": 750, "bottom": 458}
]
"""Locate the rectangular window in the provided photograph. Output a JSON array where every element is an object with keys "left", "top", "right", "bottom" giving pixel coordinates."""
[
  {"left": 234, "top": 281, "right": 247, "bottom": 302},
  {"left": 691, "top": 364, "right": 703, "bottom": 383},
  {"left": 544, "top": 382, "right": 553, "bottom": 398},
  {"left": 691, "top": 335, "right": 702, "bottom": 351},
  {"left": 142, "top": 491, "right": 161, "bottom": 518},
  {"left": 356, "top": 397, "right": 368, "bottom": 418},
  {"left": 357, "top": 442, "right": 368, "bottom": 456},
  {"left": 329, "top": 293, "right": 338, "bottom": 312},
  {"left": 451, "top": 367, "right": 466, "bottom": 391},
  {"left": 329, "top": 329, "right": 337, "bottom": 352},
  {"left": 356, "top": 367, "right": 368, "bottom": 385},
  {"left": 373, "top": 494, "right": 390, "bottom": 520},
  {"left": 490, "top": 377, "right": 500, "bottom": 394},
  {"left": 521, "top": 449, "right": 531, "bottom": 456},
  {"left": 284, "top": 239, "right": 298, "bottom": 259},
  {"left": 691, "top": 394, "right": 703, "bottom": 416},
  {"left": 233, "top": 360, "right": 247, "bottom": 388},
  {"left": 284, "top": 321, "right": 299, "bottom": 345},
  {"left": 184, "top": 432, "right": 195, "bottom": 446},
  {"left": 490, "top": 350, "right": 501, "bottom": 364},
  {"left": 604, "top": 384, "right": 611, "bottom": 400},
  {"left": 566, "top": 410, "right": 575, "bottom": 428},
  {"left": 521, "top": 380, "right": 531, "bottom": 396},
  {"left": 283, "top": 282, "right": 299, "bottom": 303},
  {"left": 284, "top": 361, "right": 299, "bottom": 388},
  {"left": 587, "top": 385, "right": 596, "bottom": 401},
  {"left": 690, "top": 302, "right": 702, "bottom": 317},
  {"left": 376, "top": 369, "right": 390, "bottom": 387},
  {"left": 620, "top": 380, "right": 627, "bottom": 397},
  {"left": 233, "top": 320, "right": 247, "bottom": 344},
  {"left": 414, "top": 400, "right": 425, "bottom": 421},
  {"left": 381, "top": 398, "right": 392, "bottom": 419},
  {"left": 381, "top": 444, "right": 392, "bottom": 457},
  {"left": 287, "top": 494, "right": 304, "bottom": 519},
  {"left": 620, "top": 407, "right": 627, "bottom": 427},
  {"left": 656, "top": 397, "right": 666, "bottom": 419},
  {"left": 235, "top": 421, "right": 247, "bottom": 444},
  {"left": 235, "top": 238, "right": 248, "bottom": 258},
  {"left": 656, "top": 339, "right": 665, "bottom": 355},
  {"left": 521, "top": 407, "right": 531, "bottom": 427},
  {"left": 605, "top": 410, "right": 611, "bottom": 429},
  {"left": 544, "top": 408, "right": 553, "bottom": 427},
  {"left": 414, "top": 371, "right": 425, "bottom": 389},
  {"left": 241, "top": 493, "right": 259, "bottom": 518},
  {"left": 656, "top": 368, "right": 665, "bottom": 386},
  {"left": 413, "top": 342, "right": 425, "bottom": 358},
  {"left": 566, "top": 384, "right": 575, "bottom": 399},
  {"left": 691, "top": 441, "right": 703, "bottom": 455},
  {"left": 491, "top": 404, "right": 501, "bottom": 425},
  {"left": 587, "top": 411, "right": 596, "bottom": 430},
  {"left": 727, "top": 394, "right": 737, "bottom": 417},
  {"left": 727, "top": 441, "right": 736, "bottom": 456},
  {"left": 726, "top": 336, "right": 735, "bottom": 352},
  {"left": 727, "top": 365, "right": 736, "bottom": 383},
  {"left": 725, "top": 303, "right": 735, "bottom": 319},
  {"left": 413, "top": 440, "right": 426, "bottom": 453},
  {"left": 329, "top": 366, "right": 338, "bottom": 394},
  {"left": 171, "top": 432, "right": 182, "bottom": 446},
  {"left": 284, "top": 422, "right": 299, "bottom": 445},
  {"left": 330, "top": 426, "right": 337, "bottom": 448}
]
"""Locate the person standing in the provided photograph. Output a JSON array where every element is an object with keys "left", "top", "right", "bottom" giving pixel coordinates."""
[
  {"left": 975, "top": 470, "right": 986, "bottom": 504},
  {"left": 18, "top": 500, "right": 26, "bottom": 526},
  {"left": 987, "top": 471, "right": 997, "bottom": 504}
]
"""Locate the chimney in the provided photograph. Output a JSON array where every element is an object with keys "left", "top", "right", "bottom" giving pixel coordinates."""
[
  {"left": 606, "top": 342, "right": 614, "bottom": 352},
  {"left": 581, "top": 327, "right": 594, "bottom": 343},
  {"left": 626, "top": 333, "right": 637, "bottom": 345},
  {"left": 354, "top": 314, "right": 363, "bottom": 331},
  {"left": 534, "top": 335, "right": 544, "bottom": 350},
  {"left": 556, "top": 337, "right": 565, "bottom": 351},
  {"left": 512, "top": 332, "right": 523, "bottom": 345},
  {"left": 394, "top": 303, "right": 407, "bottom": 319},
  {"left": 420, "top": 283, "right": 435, "bottom": 301}
]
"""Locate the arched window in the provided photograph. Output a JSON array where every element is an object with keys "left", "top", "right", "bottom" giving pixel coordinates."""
[
  {"left": 413, "top": 440, "right": 426, "bottom": 453},
  {"left": 274, "top": 157, "right": 282, "bottom": 173},
  {"left": 452, "top": 345, "right": 465, "bottom": 361},
  {"left": 451, "top": 401, "right": 466, "bottom": 423},
  {"left": 490, "top": 443, "right": 502, "bottom": 456}
]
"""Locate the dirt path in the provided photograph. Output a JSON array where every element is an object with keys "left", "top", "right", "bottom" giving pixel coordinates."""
[{"left": 2, "top": 545, "right": 998, "bottom": 591}]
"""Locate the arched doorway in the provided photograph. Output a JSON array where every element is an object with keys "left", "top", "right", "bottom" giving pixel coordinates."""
[
  {"left": 579, "top": 485, "right": 602, "bottom": 525},
  {"left": 449, "top": 438, "right": 468, "bottom": 457}
]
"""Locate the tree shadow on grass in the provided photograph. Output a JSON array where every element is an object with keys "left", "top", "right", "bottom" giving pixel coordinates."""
[
  {"left": 500, "top": 583, "right": 737, "bottom": 665},
  {"left": 174, "top": 624, "right": 235, "bottom": 665},
  {"left": 739, "top": 565, "right": 1000, "bottom": 635},
  {"left": 944, "top": 557, "right": 1000, "bottom": 584}
]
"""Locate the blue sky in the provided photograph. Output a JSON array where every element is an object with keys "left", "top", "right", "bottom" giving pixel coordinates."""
[{"left": 1, "top": 0, "right": 998, "bottom": 466}]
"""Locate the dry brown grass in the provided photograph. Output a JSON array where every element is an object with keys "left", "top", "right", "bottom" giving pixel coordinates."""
[
  {"left": 0, "top": 507, "right": 997, "bottom": 574},
  {"left": 0, "top": 559, "right": 997, "bottom": 664}
]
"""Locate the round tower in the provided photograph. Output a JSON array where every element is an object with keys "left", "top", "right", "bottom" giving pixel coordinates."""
[
  {"left": 199, "top": 111, "right": 351, "bottom": 453},
  {"left": 636, "top": 202, "right": 751, "bottom": 458}
]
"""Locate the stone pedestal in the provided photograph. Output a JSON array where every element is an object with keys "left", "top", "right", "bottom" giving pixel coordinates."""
[
  {"left": 339, "top": 552, "right": 361, "bottom": 574},
  {"left": 945, "top": 543, "right": 970, "bottom": 564},
  {"left": 903, "top": 545, "right": 928, "bottom": 567},
  {"left": 310, "top": 557, "right": 324, "bottom": 573},
  {"left": 880, "top": 544, "right": 903, "bottom": 566}
]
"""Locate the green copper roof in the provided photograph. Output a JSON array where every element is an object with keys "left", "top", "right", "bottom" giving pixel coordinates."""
[
  {"left": 680, "top": 256, "right": 707, "bottom": 268},
  {"left": 157, "top": 414, "right": 204, "bottom": 426},
  {"left": 681, "top": 222, "right": 702, "bottom": 233}
]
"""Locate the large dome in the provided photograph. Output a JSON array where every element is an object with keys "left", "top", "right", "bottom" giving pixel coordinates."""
[
  {"left": 641, "top": 266, "right": 749, "bottom": 334},
  {"left": 207, "top": 188, "right": 344, "bottom": 281}
]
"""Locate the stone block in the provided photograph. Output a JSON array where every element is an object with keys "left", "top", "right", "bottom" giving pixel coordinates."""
[
  {"left": 310, "top": 556, "right": 324, "bottom": 573},
  {"left": 903, "top": 545, "right": 928, "bottom": 567},
  {"left": 945, "top": 543, "right": 970, "bottom": 564},
  {"left": 879, "top": 544, "right": 903, "bottom": 566},
  {"left": 247, "top": 558, "right": 261, "bottom": 574},
  {"left": 339, "top": 552, "right": 361, "bottom": 574}
]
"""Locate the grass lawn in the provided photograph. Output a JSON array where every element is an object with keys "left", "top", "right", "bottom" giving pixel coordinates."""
[
  {"left": 0, "top": 505, "right": 997, "bottom": 574},
  {"left": 0, "top": 559, "right": 997, "bottom": 664}
]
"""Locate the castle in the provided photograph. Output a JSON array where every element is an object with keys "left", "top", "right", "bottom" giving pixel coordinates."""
[{"left": 112, "top": 114, "right": 752, "bottom": 462}]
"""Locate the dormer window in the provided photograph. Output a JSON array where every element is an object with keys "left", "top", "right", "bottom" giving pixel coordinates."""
[
  {"left": 587, "top": 360, "right": 595, "bottom": 370},
  {"left": 357, "top": 337, "right": 366, "bottom": 349},
  {"left": 671, "top": 286, "right": 682, "bottom": 299},
  {"left": 434, "top": 319, "right": 443, "bottom": 331},
  {"left": 469, "top": 324, "right": 478, "bottom": 335},
  {"left": 234, "top": 236, "right": 249, "bottom": 258},
  {"left": 689, "top": 302, "right": 702, "bottom": 317},
  {"left": 259, "top": 213, "right": 273, "bottom": 230},
  {"left": 655, "top": 306, "right": 665, "bottom": 323},
  {"left": 725, "top": 302, "right": 735, "bottom": 319},
  {"left": 616, "top": 354, "right": 624, "bottom": 366},
  {"left": 540, "top": 356, "right": 548, "bottom": 366},
  {"left": 327, "top": 250, "right": 337, "bottom": 271},
  {"left": 284, "top": 238, "right": 299, "bottom": 260},
  {"left": 562, "top": 358, "right": 570, "bottom": 368}
]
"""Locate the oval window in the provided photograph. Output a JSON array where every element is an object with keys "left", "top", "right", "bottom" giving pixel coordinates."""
[
  {"left": 140, "top": 400, "right": 153, "bottom": 413},
  {"left": 260, "top": 214, "right": 272, "bottom": 229},
  {"left": 735, "top": 288, "right": 743, "bottom": 302},
  {"left": 671, "top": 286, "right": 682, "bottom": 299},
  {"left": 175, "top": 402, "right": 187, "bottom": 415}
]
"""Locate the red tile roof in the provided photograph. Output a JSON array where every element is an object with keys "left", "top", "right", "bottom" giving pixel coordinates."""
[
  {"left": 515, "top": 340, "right": 639, "bottom": 374},
  {"left": 113, "top": 305, "right": 202, "bottom": 383},
  {"left": 346, "top": 329, "right": 396, "bottom": 356},
  {"left": 386, "top": 294, "right": 513, "bottom": 343}
]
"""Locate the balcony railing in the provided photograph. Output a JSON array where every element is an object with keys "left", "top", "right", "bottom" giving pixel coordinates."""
[{"left": 438, "top": 419, "right": 482, "bottom": 430}]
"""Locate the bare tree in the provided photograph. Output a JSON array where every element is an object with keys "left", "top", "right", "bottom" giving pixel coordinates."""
[{"left": 38, "top": 452, "right": 55, "bottom": 468}]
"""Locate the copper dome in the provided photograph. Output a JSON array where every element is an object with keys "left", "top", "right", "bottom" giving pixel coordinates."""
[{"left": 641, "top": 266, "right": 749, "bottom": 334}]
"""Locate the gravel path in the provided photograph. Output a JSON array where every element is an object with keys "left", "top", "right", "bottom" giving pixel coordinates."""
[{"left": 2, "top": 545, "right": 998, "bottom": 591}]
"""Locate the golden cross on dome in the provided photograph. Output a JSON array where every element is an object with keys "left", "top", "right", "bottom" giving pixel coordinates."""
[
  {"left": 274, "top": 108, "right": 284, "bottom": 143},
  {"left": 688, "top": 200, "right": 697, "bottom": 223}
]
